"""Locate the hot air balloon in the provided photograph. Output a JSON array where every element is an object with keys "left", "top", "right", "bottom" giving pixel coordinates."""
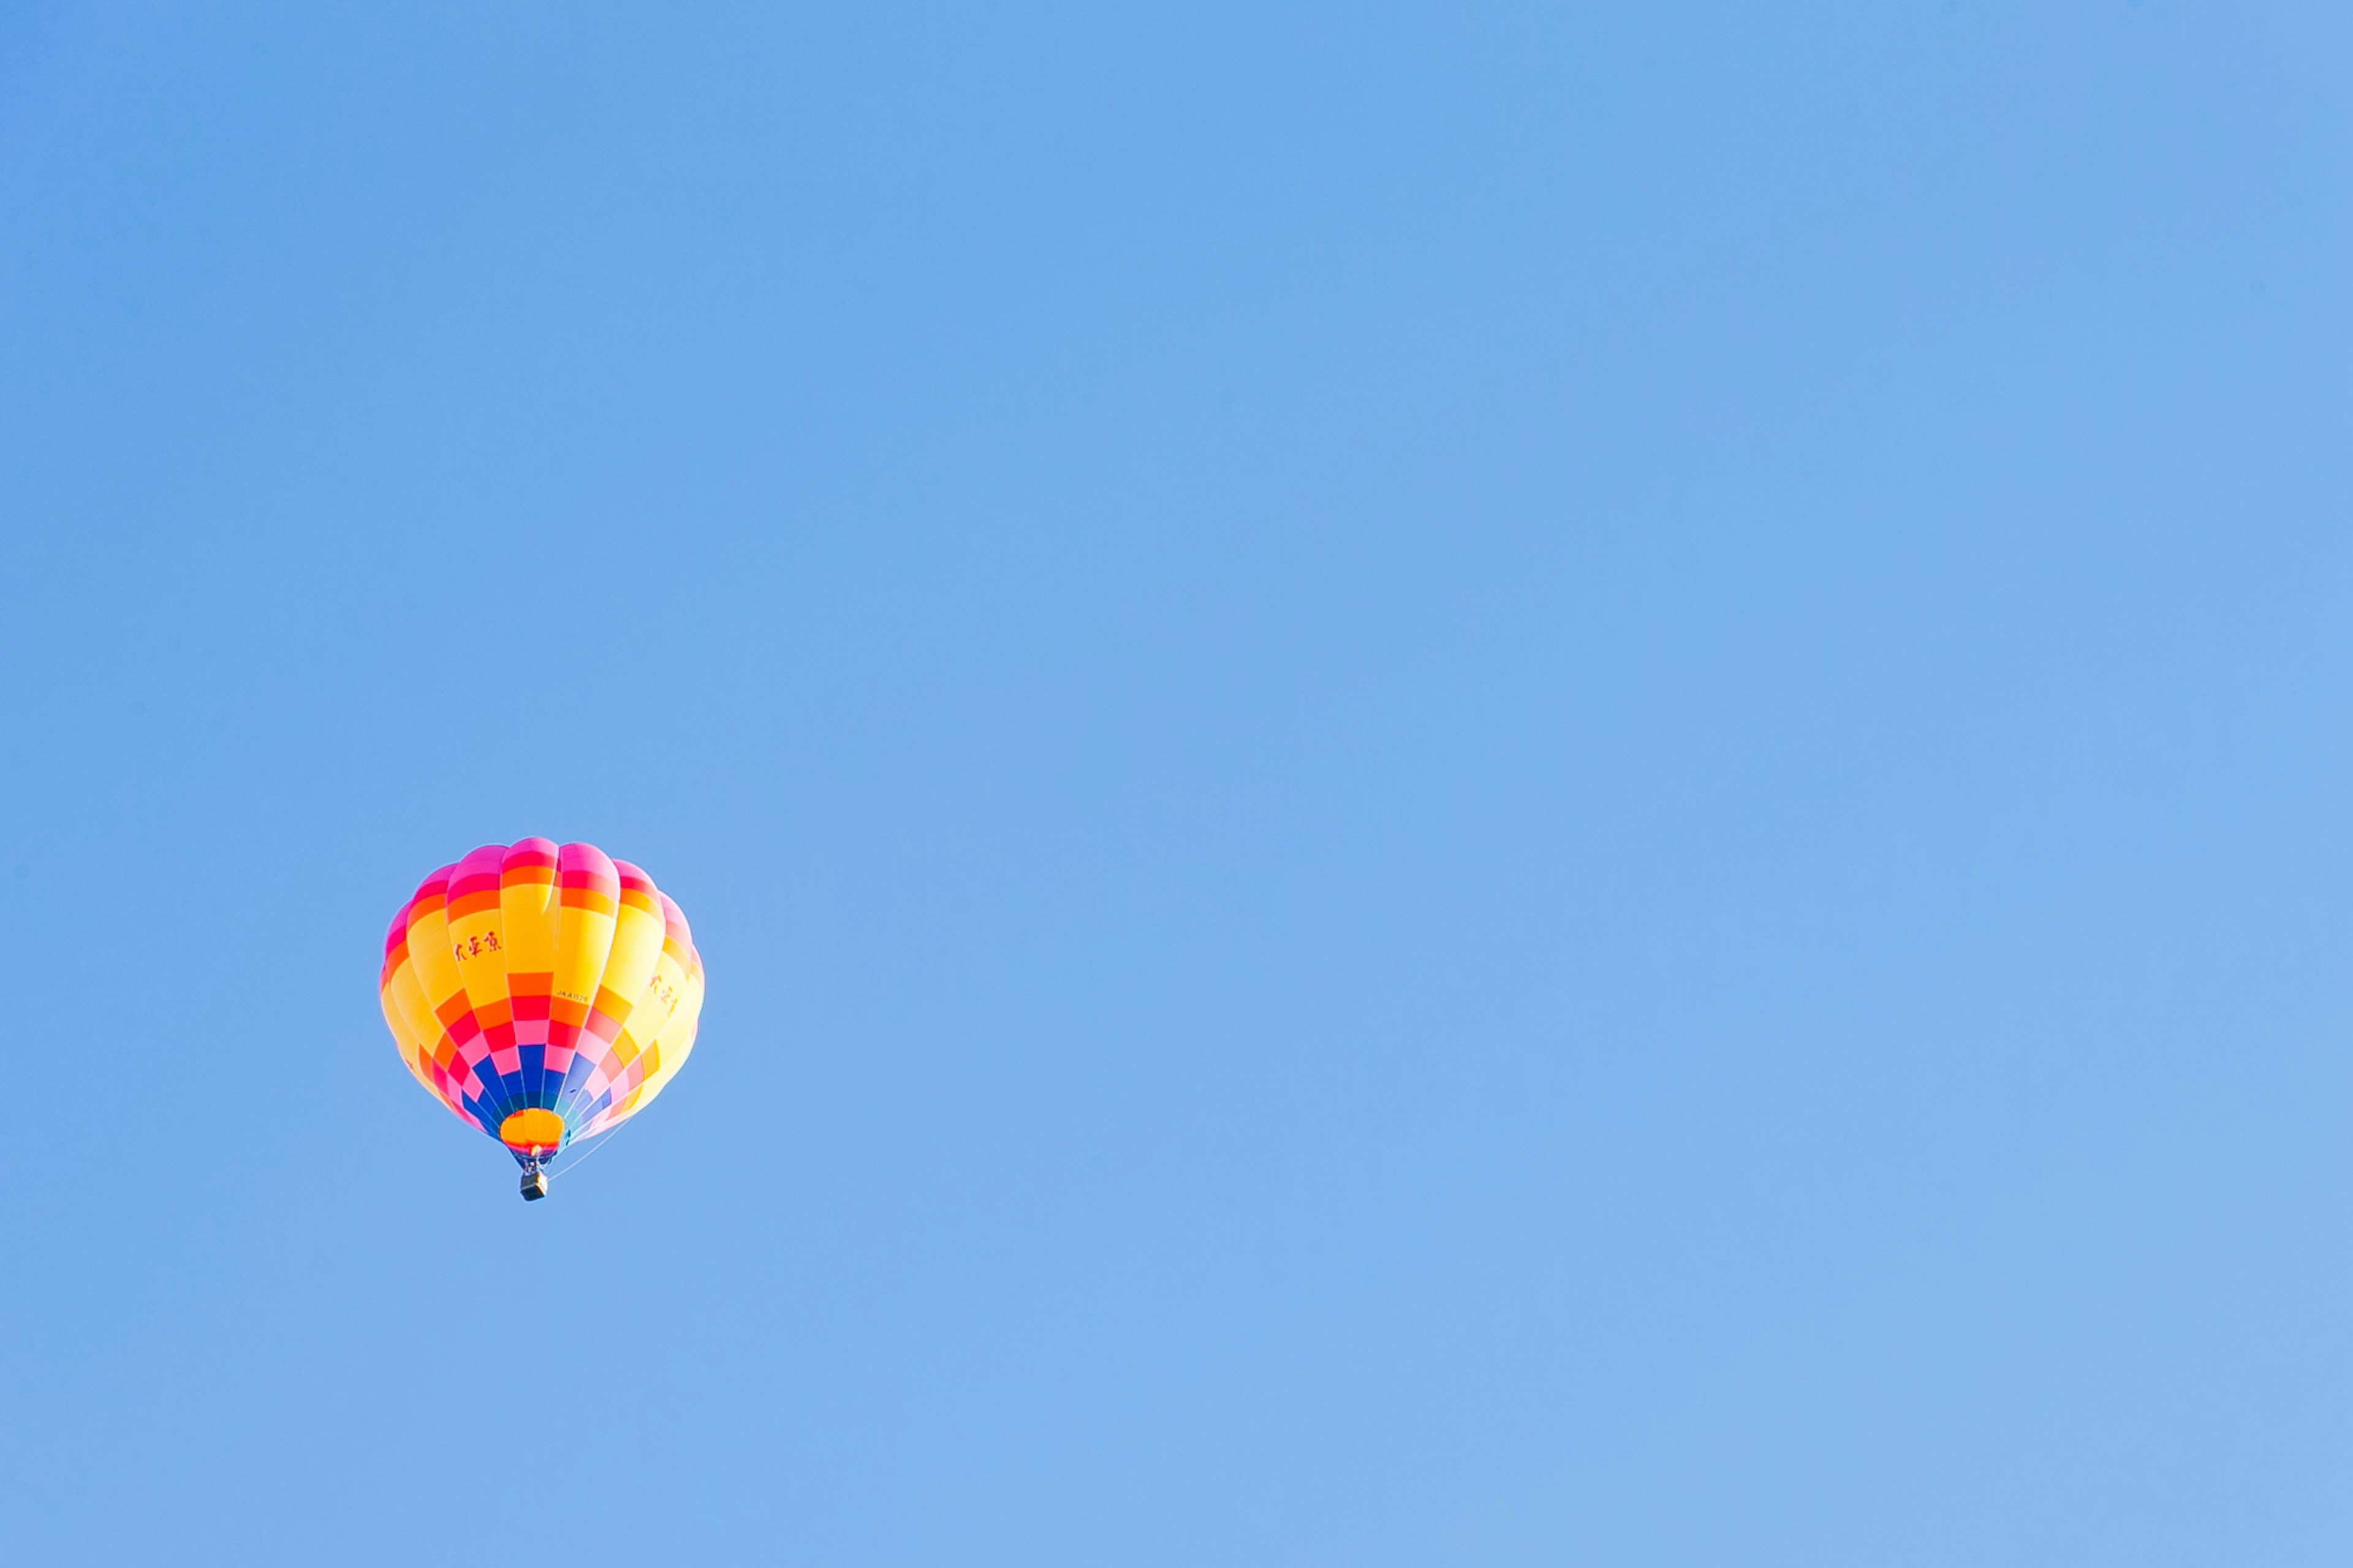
[{"left": 379, "top": 839, "right": 706, "bottom": 1199}]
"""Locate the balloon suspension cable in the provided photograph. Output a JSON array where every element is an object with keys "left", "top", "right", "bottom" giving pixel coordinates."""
[{"left": 547, "top": 1119, "right": 633, "bottom": 1181}]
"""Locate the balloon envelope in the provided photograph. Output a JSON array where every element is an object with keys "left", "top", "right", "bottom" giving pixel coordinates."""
[{"left": 379, "top": 839, "right": 705, "bottom": 1162}]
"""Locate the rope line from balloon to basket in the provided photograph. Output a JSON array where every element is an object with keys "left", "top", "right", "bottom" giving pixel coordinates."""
[{"left": 545, "top": 1117, "right": 635, "bottom": 1181}]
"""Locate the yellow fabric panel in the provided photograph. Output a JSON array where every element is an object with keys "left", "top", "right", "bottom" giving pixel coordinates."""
[
  {"left": 626, "top": 953, "right": 706, "bottom": 1116},
  {"left": 626, "top": 1022, "right": 699, "bottom": 1118},
  {"left": 381, "top": 954, "right": 437, "bottom": 1086},
  {"left": 613, "top": 944, "right": 689, "bottom": 1064},
  {"left": 404, "top": 876, "right": 469, "bottom": 1032},
  {"left": 445, "top": 846, "right": 513, "bottom": 1026},
  {"left": 392, "top": 960, "right": 460, "bottom": 1107},
  {"left": 379, "top": 977, "right": 427, "bottom": 1086},
  {"left": 382, "top": 956, "right": 436, "bottom": 1059},
  {"left": 594, "top": 894, "right": 668, "bottom": 1036},
  {"left": 551, "top": 903, "right": 616, "bottom": 1020},
  {"left": 499, "top": 849, "right": 561, "bottom": 979}
]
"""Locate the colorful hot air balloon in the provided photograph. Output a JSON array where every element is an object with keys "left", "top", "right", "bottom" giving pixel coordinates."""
[{"left": 379, "top": 839, "right": 707, "bottom": 1199}]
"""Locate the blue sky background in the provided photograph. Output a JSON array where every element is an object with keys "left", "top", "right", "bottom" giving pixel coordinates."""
[{"left": 3, "top": 3, "right": 2351, "bottom": 1563}]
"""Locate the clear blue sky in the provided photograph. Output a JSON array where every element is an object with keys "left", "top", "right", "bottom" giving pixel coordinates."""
[{"left": 2, "top": 4, "right": 2349, "bottom": 1563}]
